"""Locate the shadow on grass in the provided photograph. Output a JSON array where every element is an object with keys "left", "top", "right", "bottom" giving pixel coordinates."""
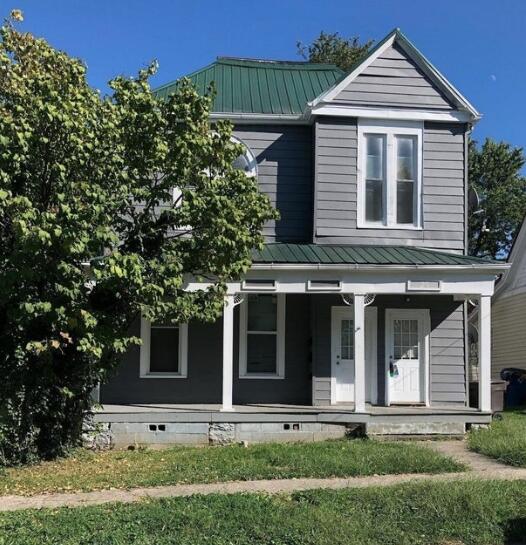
[{"left": 503, "top": 516, "right": 526, "bottom": 545}]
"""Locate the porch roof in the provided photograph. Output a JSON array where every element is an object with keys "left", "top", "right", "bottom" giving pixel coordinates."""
[{"left": 252, "top": 244, "right": 501, "bottom": 267}]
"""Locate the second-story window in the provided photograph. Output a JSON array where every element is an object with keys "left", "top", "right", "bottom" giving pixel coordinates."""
[
  {"left": 231, "top": 136, "right": 258, "bottom": 177},
  {"left": 170, "top": 136, "right": 257, "bottom": 230},
  {"left": 358, "top": 120, "right": 422, "bottom": 229}
]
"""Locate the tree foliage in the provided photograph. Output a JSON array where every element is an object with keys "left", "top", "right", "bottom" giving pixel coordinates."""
[
  {"left": 297, "top": 31, "right": 373, "bottom": 72},
  {"left": 0, "top": 14, "right": 277, "bottom": 464},
  {"left": 469, "top": 138, "right": 526, "bottom": 259}
]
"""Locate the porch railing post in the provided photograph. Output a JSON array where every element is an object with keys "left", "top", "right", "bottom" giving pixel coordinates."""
[
  {"left": 221, "top": 294, "right": 235, "bottom": 412},
  {"left": 478, "top": 295, "right": 492, "bottom": 412},
  {"left": 354, "top": 294, "right": 366, "bottom": 413}
]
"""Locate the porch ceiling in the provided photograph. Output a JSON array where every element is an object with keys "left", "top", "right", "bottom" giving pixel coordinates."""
[{"left": 252, "top": 244, "right": 502, "bottom": 268}]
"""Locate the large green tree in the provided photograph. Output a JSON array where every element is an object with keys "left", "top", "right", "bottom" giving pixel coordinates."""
[
  {"left": 297, "top": 31, "right": 373, "bottom": 72},
  {"left": 0, "top": 13, "right": 277, "bottom": 464},
  {"left": 469, "top": 139, "right": 526, "bottom": 259}
]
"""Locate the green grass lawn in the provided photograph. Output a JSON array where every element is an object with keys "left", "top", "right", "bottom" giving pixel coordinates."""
[
  {"left": 468, "top": 409, "right": 526, "bottom": 467},
  {"left": 0, "top": 439, "right": 464, "bottom": 496},
  {"left": 1, "top": 480, "right": 526, "bottom": 544}
]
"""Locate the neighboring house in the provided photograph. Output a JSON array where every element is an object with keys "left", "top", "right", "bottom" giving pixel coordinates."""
[
  {"left": 492, "top": 218, "right": 526, "bottom": 377},
  {"left": 96, "top": 29, "right": 509, "bottom": 444},
  {"left": 469, "top": 217, "right": 526, "bottom": 382}
]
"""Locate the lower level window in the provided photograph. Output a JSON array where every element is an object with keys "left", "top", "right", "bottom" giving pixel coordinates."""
[
  {"left": 239, "top": 293, "right": 285, "bottom": 378},
  {"left": 140, "top": 317, "right": 188, "bottom": 378}
]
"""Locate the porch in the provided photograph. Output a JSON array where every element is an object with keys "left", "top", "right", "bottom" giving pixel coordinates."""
[
  {"left": 99, "top": 244, "right": 508, "bottom": 433},
  {"left": 93, "top": 402, "right": 491, "bottom": 446},
  {"left": 96, "top": 402, "right": 489, "bottom": 422},
  {"left": 194, "top": 244, "right": 506, "bottom": 415}
]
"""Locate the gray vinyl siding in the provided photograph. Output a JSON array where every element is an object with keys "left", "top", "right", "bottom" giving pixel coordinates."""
[
  {"left": 233, "top": 294, "right": 312, "bottom": 404},
  {"left": 310, "top": 294, "right": 466, "bottom": 407},
  {"left": 313, "top": 117, "right": 466, "bottom": 252},
  {"left": 102, "top": 293, "right": 466, "bottom": 408},
  {"left": 100, "top": 295, "right": 312, "bottom": 405},
  {"left": 233, "top": 125, "right": 313, "bottom": 242},
  {"left": 375, "top": 296, "right": 466, "bottom": 406},
  {"left": 311, "top": 295, "right": 336, "bottom": 406},
  {"left": 136, "top": 125, "right": 313, "bottom": 242},
  {"left": 333, "top": 43, "right": 454, "bottom": 110},
  {"left": 491, "top": 292, "right": 526, "bottom": 379}
]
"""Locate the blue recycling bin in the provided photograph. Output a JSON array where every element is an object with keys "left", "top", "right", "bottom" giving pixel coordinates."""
[{"left": 500, "top": 368, "right": 526, "bottom": 408}]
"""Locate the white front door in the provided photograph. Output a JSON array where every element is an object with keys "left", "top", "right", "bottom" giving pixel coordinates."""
[
  {"left": 331, "top": 307, "right": 377, "bottom": 403},
  {"left": 385, "top": 309, "right": 430, "bottom": 405}
]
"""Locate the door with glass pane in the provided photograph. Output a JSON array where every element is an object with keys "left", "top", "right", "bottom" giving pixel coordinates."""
[
  {"left": 386, "top": 309, "right": 429, "bottom": 404},
  {"left": 331, "top": 307, "right": 377, "bottom": 404},
  {"left": 335, "top": 314, "right": 355, "bottom": 402}
]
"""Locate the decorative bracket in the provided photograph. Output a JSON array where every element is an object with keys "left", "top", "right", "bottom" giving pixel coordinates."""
[
  {"left": 233, "top": 293, "right": 244, "bottom": 307},
  {"left": 341, "top": 294, "right": 353, "bottom": 306},
  {"left": 340, "top": 293, "right": 376, "bottom": 307}
]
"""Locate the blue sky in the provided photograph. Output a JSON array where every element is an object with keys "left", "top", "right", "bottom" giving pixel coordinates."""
[{"left": 10, "top": 0, "right": 526, "bottom": 151}]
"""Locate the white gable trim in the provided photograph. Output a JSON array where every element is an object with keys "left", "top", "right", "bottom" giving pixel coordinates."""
[
  {"left": 310, "top": 34, "right": 396, "bottom": 107},
  {"left": 308, "top": 29, "right": 480, "bottom": 123},
  {"left": 494, "top": 218, "right": 526, "bottom": 299},
  {"left": 396, "top": 33, "right": 480, "bottom": 121},
  {"left": 311, "top": 104, "right": 474, "bottom": 123}
]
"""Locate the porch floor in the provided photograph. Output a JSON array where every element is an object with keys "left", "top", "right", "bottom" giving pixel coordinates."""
[{"left": 94, "top": 403, "right": 489, "bottom": 425}]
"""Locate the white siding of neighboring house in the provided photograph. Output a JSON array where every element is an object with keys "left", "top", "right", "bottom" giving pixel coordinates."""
[
  {"left": 491, "top": 221, "right": 526, "bottom": 379},
  {"left": 492, "top": 292, "right": 526, "bottom": 379}
]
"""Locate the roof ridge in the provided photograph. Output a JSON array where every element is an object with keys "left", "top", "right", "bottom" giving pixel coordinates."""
[
  {"left": 215, "top": 56, "right": 343, "bottom": 71},
  {"left": 217, "top": 56, "right": 311, "bottom": 64}
]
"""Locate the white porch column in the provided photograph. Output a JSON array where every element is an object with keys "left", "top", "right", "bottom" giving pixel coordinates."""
[
  {"left": 354, "top": 294, "right": 366, "bottom": 413},
  {"left": 221, "top": 295, "right": 235, "bottom": 412},
  {"left": 478, "top": 295, "right": 492, "bottom": 412}
]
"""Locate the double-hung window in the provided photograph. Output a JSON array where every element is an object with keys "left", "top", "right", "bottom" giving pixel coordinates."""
[
  {"left": 239, "top": 294, "right": 285, "bottom": 379},
  {"left": 358, "top": 120, "right": 422, "bottom": 229},
  {"left": 140, "top": 317, "right": 188, "bottom": 378}
]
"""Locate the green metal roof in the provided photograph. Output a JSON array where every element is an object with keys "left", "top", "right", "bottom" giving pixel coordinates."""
[
  {"left": 154, "top": 57, "right": 344, "bottom": 115},
  {"left": 252, "top": 244, "right": 500, "bottom": 267}
]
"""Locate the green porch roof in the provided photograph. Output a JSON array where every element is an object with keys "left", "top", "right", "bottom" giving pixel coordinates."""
[
  {"left": 154, "top": 58, "right": 344, "bottom": 115},
  {"left": 252, "top": 244, "right": 500, "bottom": 267}
]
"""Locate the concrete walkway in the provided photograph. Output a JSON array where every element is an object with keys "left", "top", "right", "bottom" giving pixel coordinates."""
[{"left": 1, "top": 441, "right": 525, "bottom": 512}]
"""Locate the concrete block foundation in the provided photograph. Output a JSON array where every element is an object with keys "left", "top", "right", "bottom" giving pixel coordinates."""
[
  {"left": 366, "top": 421, "right": 466, "bottom": 436},
  {"left": 105, "top": 421, "right": 348, "bottom": 448},
  {"left": 91, "top": 405, "right": 491, "bottom": 449}
]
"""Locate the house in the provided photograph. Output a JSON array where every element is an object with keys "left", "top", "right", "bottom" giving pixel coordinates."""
[
  {"left": 468, "top": 217, "right": 525, "bottom": 386},
  {"left": 95, "top": 29, "right": 509, "bottom": 445},
  {"left": 491, "top": 217, "right": 526, "bottom": 377}
]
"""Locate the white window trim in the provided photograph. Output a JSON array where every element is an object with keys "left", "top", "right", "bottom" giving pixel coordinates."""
[
  {"left": 239, "top": 293, "right": 286, "bottom": 379},
  {"left": 357, "top": 119, "right": 423, "bottom": 230},
  {"left": 140, "top": 317, "right": 188, "bottom": 378},
  {"left": 231, "top": 135, "right": 258, "bottom": 178}
]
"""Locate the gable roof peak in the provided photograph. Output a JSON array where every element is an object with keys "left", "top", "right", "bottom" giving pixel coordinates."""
[{"left": 308, "top": 27, "right": 481, "bottom": 122}]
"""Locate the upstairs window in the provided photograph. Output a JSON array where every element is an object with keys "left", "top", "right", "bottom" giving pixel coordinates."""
[
  {"left": 358, "top": 120, "right": 422, "bottom": 229},
  {"left": 170, "top": 136, "right": 256, "bottom": 229},
  {"left": 231, "top": 136, "right": 258, "bottom": 177}
]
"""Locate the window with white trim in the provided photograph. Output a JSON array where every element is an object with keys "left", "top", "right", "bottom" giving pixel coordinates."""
[
  {"left": 140, "top": 317, "right": 188, "bottom": 378},
  {"left": 358, "top": 120, "right": 422, "bottom": 229},
  {"left": 170, "top": 136, "right": 256, "bottom": 228},
  {"left": 239, "top": 293, "right": 285, "bottom": 378},
  {"left": 231, "top": 136, "right": 258, "bottom": 177}
]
